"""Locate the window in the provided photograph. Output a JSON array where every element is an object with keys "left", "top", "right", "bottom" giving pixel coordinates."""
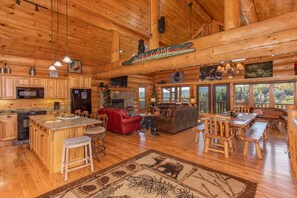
[
  {"left": 162, "top": 86, "right": 190, "bottom": 103},
  {"left": 253, "top": 84, "right": 270, "bottom": 107},
  {"left": 162, "top": 88, "right": 170, "bottom": 103},
  {"left": 181, "top": 87, "right": 190, "bottom": 103},
  {"left": 235, "top": 84, "right": 250, "bottom": 104},
  {"left": 274, "top": 82, "right": 294, "bottom": 109},
  {"left": 138, "top": 87, "right": 146, "bottom": 109}
]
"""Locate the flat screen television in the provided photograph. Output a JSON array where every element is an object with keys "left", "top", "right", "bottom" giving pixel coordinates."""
[{"left": 110, "top": 76, "right": 128, "bottom": 87}]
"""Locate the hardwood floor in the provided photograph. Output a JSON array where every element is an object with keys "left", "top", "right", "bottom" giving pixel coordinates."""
[{"left": 0, "top": 128, "right": 296, "bottom": 197}]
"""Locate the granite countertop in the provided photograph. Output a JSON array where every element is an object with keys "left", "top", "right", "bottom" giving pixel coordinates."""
[{"left": 29, "top": 114, "right": 102, "bottom": 131}]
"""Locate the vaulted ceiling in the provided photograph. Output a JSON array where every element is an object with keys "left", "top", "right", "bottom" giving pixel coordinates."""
[{"left": 0, "top": 0, "right": 297, "bottom": 73}]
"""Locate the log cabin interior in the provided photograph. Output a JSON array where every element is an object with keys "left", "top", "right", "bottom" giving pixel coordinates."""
[{"left": 1, "top": 0, "right": 297, "bottom": 197}]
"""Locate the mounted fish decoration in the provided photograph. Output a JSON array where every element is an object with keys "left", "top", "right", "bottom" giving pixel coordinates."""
[{"left": 122, "top": 42, "right": 196, "bottom": 66}]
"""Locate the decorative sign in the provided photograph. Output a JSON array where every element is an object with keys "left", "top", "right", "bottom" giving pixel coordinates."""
[{"left": 122, "top": 42, "right": 195, "bottom": 66}]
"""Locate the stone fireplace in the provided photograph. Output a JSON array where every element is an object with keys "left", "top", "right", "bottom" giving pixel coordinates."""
[{"left": 112, "top": 99, "right": 125, "bottom": 109}]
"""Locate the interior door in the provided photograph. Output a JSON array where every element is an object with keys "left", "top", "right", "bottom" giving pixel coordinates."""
[
  {"left": 213, "top": 84, "right": 230, "bottom": 114},
  {"left": 197, "top": 85, "right": 211, "bottom": 116}
]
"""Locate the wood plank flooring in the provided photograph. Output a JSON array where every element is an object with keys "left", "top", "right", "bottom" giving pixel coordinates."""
[{"left": 0, "top": 128, "right": 296, "bottom": 197}]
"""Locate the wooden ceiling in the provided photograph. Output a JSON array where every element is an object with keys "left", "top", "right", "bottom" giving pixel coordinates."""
[{"left": 0, "top": 0, "right": 297, "bottom": 73}]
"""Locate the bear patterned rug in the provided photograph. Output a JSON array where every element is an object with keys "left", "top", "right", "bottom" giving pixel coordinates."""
[{"left": 38, "top": 150, "right": 257, "bottom": 198}]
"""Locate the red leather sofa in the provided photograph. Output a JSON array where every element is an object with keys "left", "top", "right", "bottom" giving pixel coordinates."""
[{"left": 98, "top": 108, "right": 142, "bottom": 135}]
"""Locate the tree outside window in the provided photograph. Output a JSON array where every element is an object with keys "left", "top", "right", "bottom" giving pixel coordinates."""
[{"left": 139, "top": 87, "right": 146, "bottom": 109}]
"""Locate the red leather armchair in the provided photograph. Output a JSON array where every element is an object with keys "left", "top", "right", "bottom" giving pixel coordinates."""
[{"left": 98, "top": 108, "right": 142, "bottom": 135}]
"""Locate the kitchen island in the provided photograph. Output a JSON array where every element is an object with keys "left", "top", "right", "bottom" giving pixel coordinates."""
[{"left": 29, "top": 114, "right": 101, "bottom": 173}]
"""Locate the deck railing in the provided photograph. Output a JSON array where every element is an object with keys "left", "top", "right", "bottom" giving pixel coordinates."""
[{"left": 216, "top": 101, "right": 227, "bottom": 114}]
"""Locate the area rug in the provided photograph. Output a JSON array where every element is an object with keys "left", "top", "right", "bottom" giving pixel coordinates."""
[{"left": 38, "top": 149, "right": 257, "bottom": 198}]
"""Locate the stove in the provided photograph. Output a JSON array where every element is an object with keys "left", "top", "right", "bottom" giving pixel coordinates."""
[{"left": 17, "top": 110, "right": 47, "bottom": 141}]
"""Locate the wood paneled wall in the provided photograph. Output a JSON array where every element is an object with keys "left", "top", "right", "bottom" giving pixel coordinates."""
[{"left": 154, "top": 54, "right": 297, "bottom": 106}]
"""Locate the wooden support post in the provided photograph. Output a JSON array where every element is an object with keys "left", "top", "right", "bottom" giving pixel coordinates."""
[
  {"left": 149, "top": 0, "right": 159, "bottom": 50},
  {"left": 111, "top": 31, "right": 120, "bottom": 63},
  {"left": 240, "top": 0, "right": 259, "bottom": 25},
  {"left": 224, "top": 0, "right": 241, "bottom": 30}
]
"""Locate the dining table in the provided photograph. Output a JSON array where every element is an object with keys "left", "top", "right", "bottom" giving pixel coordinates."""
[{"left": 220, "top": 112, "right": 257, "bottom": 137}]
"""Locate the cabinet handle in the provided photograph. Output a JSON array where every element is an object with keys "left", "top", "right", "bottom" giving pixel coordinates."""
[{"left": 41, "top": 135, "right": 44, "bottom": 137}]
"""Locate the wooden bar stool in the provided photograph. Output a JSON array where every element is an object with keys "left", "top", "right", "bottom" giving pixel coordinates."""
[
  {"left": 61, "top": 136, "right": 94, "bottom": 181},
  {"left": 85, "top": 114, "right": 108, "bottom": 161}
]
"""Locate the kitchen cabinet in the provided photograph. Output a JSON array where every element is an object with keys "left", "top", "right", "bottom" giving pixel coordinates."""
[
  {"left": 69, "top": 75, "right": 91, "bottom": 89},
  {"left": 31, "top": 78, "right": 44, "bottom": 87},
  {"left": 15, "top": 77, "right": 30, "bottom": 87},
  {"left": 45, "top": 79, "right": 56, "bottom": 98},
  {"left": 30, "top": 119, "right": 49, "bottom": 168},
  {"left": 16, "top": 77, "right": 44, "bottom": 87},
  {"left": 1, "top": 76, "right": 16, "bottom": 99},
  {"left": 56, "top": 79, "right": 68, "bottom": 99},
  {"left": 0, "top": 114, "right": 17, "bottom": 141}
]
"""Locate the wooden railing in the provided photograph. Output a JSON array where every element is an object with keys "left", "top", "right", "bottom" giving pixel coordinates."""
[
  {"left": 216, "top": 101, "right": 227, "bottom": 114},
  {"left": 198, "top": 101, "right": 209, "bottom": 114},
  {"left": 254, "top": 103, "right": 270, "bottom": 108}
]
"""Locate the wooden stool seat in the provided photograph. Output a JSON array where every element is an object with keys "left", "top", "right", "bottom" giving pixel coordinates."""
[
  {"left": 61, "top": 135, "right": 94, "bottom": 181},
  {"left": 243, "top": 121, "right": 268, "bottom": 159},
  {"left": 85, "top": 113, "right": 108, "bottom": 162}
]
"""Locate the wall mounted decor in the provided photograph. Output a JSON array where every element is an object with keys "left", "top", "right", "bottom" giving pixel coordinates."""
[
  {"left": 68, "top": 60, "right": 82, "bottom": 73},
  {"left": 170, "top": 72, "right": 184, "bottom": 83},
  {"left": 122, "top": 42, "right": 195, "bottom": 66},
  {"left": 244, "top": 61, "right": 273, "bottom": 78},
  {"left": 199, "top": 65, "right": 222, "bottom": 81}
]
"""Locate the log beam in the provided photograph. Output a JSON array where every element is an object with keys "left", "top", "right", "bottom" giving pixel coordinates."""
[
  {"left": 95, "top": 11, "right": 297, "bottom": 79},
  {"left": 240, "top": 0, "right": 259, "bottom": 25},
  {"left": 149, "top": 0, "right": 159, "bottom": 50},
  {"left": 0, "top": 54, "right": 51, "bottom": 68},
  {"left": 111, "top": 31, "right": 120, "bottom": 63},
  {"left": 224, "top": 0, "right": 241, "bottom": 30}
]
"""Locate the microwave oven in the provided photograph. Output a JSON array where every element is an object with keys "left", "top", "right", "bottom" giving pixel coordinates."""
[{"left": 16, "top": 87, "right": 44, "bottom": 99}]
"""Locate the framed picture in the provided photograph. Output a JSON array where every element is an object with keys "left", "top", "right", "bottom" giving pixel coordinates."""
[
  {"left": 67, "top": 60, "right": 82, "bottom": 73},
  {"left": 170, "top": 72, "right": 184, "bottom": 83},
  {"left": 199, "top": 65, "right": 222, "bottom": 81},
  {"left": 244, "top": 61, "right": 273, "bottom": 79}
]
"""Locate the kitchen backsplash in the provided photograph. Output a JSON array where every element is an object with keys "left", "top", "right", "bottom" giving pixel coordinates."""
[{"left": 0, "top": 99, "right": 69, "bottom": 110}]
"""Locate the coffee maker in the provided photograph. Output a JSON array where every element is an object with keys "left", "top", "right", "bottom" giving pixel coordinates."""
[{"left": 54, "top": 102, "right": 60, "bottom": 110}]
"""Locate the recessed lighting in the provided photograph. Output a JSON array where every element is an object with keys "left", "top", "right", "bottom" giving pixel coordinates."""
[{"left": 119, "top": 49, "right": 123, "bottom": 53}]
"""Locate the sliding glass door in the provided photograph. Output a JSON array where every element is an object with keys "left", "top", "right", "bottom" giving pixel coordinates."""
[
  {"left": 197, "top": 85, "right": 211, "bottom": 116},
  {"left": 213, "top": 84, "right": 230, "bottom": 114}
]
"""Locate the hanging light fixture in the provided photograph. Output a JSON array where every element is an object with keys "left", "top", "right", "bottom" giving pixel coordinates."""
[
  {"left": 49, "top": 0, "right": 55, "bottom": 71},
  {"left": 63, "top": 0, "right": 71, "bottom": 63},
  {"left": 54, "top": 0, "right": 62, "bottom": 67}
]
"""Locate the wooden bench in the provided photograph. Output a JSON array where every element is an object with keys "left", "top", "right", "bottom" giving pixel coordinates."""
[
  {"left": 192, "top": 123, "right": 205, "bottom": 143},
  {"left": 243, "top": 121, "right": 268, "bottom": 159}
]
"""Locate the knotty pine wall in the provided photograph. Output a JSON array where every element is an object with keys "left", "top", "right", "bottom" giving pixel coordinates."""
[{"left": 154, "top": 54, "right": 297, "bottom": 105}]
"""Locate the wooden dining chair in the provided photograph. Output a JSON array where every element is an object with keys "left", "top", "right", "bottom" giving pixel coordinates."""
[
  {"left": 202, "top": 113, "right": 235, "bottom": 158},
  {"left": 233, "top": 105, "right": 252, "bottom": 113}
]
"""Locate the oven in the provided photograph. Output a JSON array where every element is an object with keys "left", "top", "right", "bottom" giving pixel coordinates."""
[{"left": 17, "top": 110, "right": 47, "bottom": 141}]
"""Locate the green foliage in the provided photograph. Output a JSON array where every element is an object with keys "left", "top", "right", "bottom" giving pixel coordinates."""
[{"left": 103, "top": 86, "right": 112, "bottom": 108}]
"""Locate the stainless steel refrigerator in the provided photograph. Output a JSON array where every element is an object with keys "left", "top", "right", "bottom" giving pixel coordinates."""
[{"left": 71, "top": 89, "right": 92, "bottom": 114}]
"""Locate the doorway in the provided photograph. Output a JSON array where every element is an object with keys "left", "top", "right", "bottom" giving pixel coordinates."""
[
  {"left": 213, "top": 84, "right": 230, "bottom": 114},
  {"left": 197, "top": 85, "right": 211, "bottom": 116}
]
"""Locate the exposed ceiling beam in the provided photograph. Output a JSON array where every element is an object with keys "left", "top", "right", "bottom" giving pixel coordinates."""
[
  {"left": 38, "top": 0, "right": 149, "bottom": 41},
  {"left": 190, "top": 24, "right": 205, "bottom": 39},
  {"left": 183, "top": 0, "right": 212, "bottom": 23},
  {"left": 240, "top": 0, "right": 259, "bottom": 25},
  {"left": 95, "top": 11, "right": 297, "bottom": 79}
]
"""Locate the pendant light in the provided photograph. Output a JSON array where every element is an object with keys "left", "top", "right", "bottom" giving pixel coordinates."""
[
  {"left": 54, "top": 0, "right": 62, "bottom": 67},
  {"left": 49, "top": 0, "right": 56, "bottom": 70},
  {"left": 63, "top": 0, "right": 71, "bottom": 63}
]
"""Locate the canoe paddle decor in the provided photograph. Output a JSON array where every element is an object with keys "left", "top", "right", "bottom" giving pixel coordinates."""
[{"left": 122, "top": 42, "right": 195, "bottom": 66}]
